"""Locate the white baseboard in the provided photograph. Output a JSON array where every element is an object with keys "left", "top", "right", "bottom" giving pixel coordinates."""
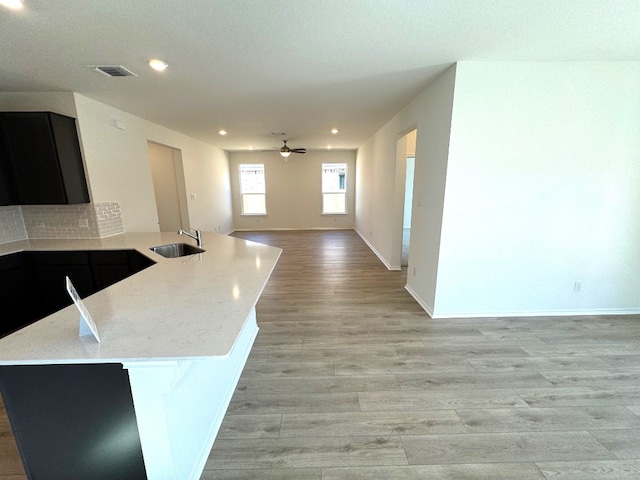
[
  {"left": 403, "top": 285, "right": 640, "bottom": 319},
  {"left": 429, "top": 308, "right": 640, "bottom": 319},
  {"left": 354, "top": 229, "right": 400, "bottom": 270},
  {"left": 404, "top": 284, "right": 435, "bottom": 317},
  {"left": 231, "top": 227, "right": 353, "bottom": 232}
]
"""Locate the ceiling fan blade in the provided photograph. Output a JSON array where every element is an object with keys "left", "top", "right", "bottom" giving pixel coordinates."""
[{"left": 291, "top": 148, "right": 306, "bottom": 153}]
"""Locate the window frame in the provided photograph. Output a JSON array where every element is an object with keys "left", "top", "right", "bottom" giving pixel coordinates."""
[
  {"left": 321, "top": 162, "right": 348, "bottom": 215},
  {"left": 238, "top": 163, "right": 267, "bottom": 216}
]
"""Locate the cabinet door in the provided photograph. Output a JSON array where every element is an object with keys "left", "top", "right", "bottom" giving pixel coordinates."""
[
  {"left": 29, "top": 252, "right": 93, "bottom": 319},
  {"left": 0, "top": 160, "right": 15, "bottom": 206},
  {"left": 1, "top": 112, "right": 68, "bottom": 204},
  {"left": 0, "top": 119, "right": 18, "bottom": 205},
  {"left": 92, "top": 263, "right": 132, "bottom": 291},
  {"left": 0, "top": 253, "right": 33, "bottom": 337},
  {"left": 90, "top": 250, "right": 155, "bottom": 290},
  {"left": 90, "top": 250, "right": 130, "bottom": 291},
  {"left": 32, "top": 265, "right": 94, "bottom": 319},
  {"left": 128, "top": 249, "right": 156, "bottom": 275}
]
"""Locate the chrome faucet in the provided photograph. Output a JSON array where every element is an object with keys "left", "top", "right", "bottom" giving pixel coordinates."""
[{"left": 178, "top": 228, "right": 203, "bottom": 247}]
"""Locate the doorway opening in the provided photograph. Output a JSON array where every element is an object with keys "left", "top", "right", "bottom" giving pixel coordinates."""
[
  {"left": 402, "top": 154, "right": 415, "bottom": 266},
  {"left": 399, "top": 130, "right": 416, "bottom": 267},
  {"left": 147, "top": 141, "right": 189, "bottom": 232}
]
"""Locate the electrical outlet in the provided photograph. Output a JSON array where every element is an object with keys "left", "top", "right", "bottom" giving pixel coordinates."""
[
  {"left": 413, "top": 266, "right": 417, "bottom": 276},
  {"left": 78, "top": 218, "right": 89, "bottom": 228},
  {"left": 190, "top": 193, "right": 197, "bottom": 200},
  {"left": 573, "top": 281, "right": 582, "bottom": 292}
]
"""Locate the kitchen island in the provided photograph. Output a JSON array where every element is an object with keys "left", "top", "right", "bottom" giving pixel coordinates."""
[{"left": 0, "top": 232, "right": 281, "bottom": 480}]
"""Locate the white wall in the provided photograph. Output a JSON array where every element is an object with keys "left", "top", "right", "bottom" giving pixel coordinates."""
[
  {"left": 406, "top": 129, "right": 416, "bottom": 156},
  {"left": 356, "top": 66, "right": 456, "bottom": 305},
  {"left": 73, "top": 94, "right": 233, "bottom": 233},
  {"left": 229, "top": 150, "right": 356, "bottom": 231},
  {"left": 435, "top": 62, "right": 640, "bottom": 316},
  {"left": 356, "top": 61, "right": 640, "bottom": 317},
  {"left": 0, "top": 92, "right": 77, "bottom": 117}
]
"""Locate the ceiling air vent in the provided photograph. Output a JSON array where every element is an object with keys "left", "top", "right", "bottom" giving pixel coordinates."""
[{"left": 86, "top": 65, "right": 138, "bottom": 77}]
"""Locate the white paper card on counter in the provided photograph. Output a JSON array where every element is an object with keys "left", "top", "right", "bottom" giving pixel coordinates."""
[{"left": 66, "top": 276, "right": 101, "bottom": 343}]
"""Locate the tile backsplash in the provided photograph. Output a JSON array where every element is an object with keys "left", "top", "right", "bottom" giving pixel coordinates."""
[
  {"left": 0, "top": 205, "right": 27, "bottom": 243},
  {"left": 94, "top": 202, "right": 125, "bottom": 238},
  {"left": 0, "top": 202, "right": 124, "bottom": 244}
]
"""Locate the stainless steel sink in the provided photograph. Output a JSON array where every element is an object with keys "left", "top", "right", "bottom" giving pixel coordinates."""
[{"left": 150, "top": 243, "right": 205, "bottom": 258}]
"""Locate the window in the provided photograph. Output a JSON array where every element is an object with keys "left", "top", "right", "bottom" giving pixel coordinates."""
[
  {"left": 239, "top": 164, "right": 266, "bottom": 215},
  {"left": 322, "top": 163, "right": 347, "bottom": 214}
]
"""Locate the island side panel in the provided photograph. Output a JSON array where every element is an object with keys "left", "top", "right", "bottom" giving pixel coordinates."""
[
  {"left": 124, "top": 308, "right": 259, "bottom": 480},
  {"left": 0, "top": 363, "right": 147, "bottom": 480}
]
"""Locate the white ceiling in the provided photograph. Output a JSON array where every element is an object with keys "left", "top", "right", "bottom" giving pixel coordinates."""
[{"left": 1, "top": 1, "right": 639, "bottom": 152}]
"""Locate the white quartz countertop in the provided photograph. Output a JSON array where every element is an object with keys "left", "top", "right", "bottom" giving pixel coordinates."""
[{"left": 0, "top": 232, "right": 281, "bottom": 365}]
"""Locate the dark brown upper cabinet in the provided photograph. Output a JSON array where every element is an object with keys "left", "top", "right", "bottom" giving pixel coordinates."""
[{"left": 0, "top": 112, "right": 90, "bottom": 205}]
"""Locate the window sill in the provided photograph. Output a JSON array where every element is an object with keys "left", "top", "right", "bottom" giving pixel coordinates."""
[
  {"left": 322, "top": 212, "right": 348, "bottom": 216},
  {"left": 241, "top": 213, "right": 268, "bottom": 216}
]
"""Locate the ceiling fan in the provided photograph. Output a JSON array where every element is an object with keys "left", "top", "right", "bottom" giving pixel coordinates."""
[{"left": 279, "top": 140, "right": 306, "bottom": 159}]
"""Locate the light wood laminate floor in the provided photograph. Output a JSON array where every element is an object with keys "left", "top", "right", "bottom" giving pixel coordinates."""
[
  {"left": 1, "top": 230, "right": 639, "bottom": 479},
  {"left": 203, "top": 230, "right": 640, "bottom": 479}
]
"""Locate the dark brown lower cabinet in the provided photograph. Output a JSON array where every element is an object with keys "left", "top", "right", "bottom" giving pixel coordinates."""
[{"left": 0, "top": 249, "right": 155, "bottom": 338}]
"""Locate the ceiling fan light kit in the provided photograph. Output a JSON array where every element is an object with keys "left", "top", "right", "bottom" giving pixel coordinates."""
[{"left": 279, "top": 140, "right": 306, "bottom": 160}]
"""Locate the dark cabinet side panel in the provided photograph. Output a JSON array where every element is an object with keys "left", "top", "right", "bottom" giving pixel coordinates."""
[
  {"left": 48, "top": 113, "right": 90, "bottom": 203},
  {"left": 0, "top": 363, "right": 147, "bottom": 480}
]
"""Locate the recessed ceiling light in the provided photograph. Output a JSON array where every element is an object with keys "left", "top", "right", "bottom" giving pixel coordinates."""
[
  {"left": 148, "top": 59, "right": 168, "bottom": 72},
  {"left": 0, "top": 0, "right": 23, "bottom": 10},
  {"left": 218, "top": 129, "right": 228, "bottom": 136},
  {"left": 331, "top": 128, "right": 339, "bottom": 134}
]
